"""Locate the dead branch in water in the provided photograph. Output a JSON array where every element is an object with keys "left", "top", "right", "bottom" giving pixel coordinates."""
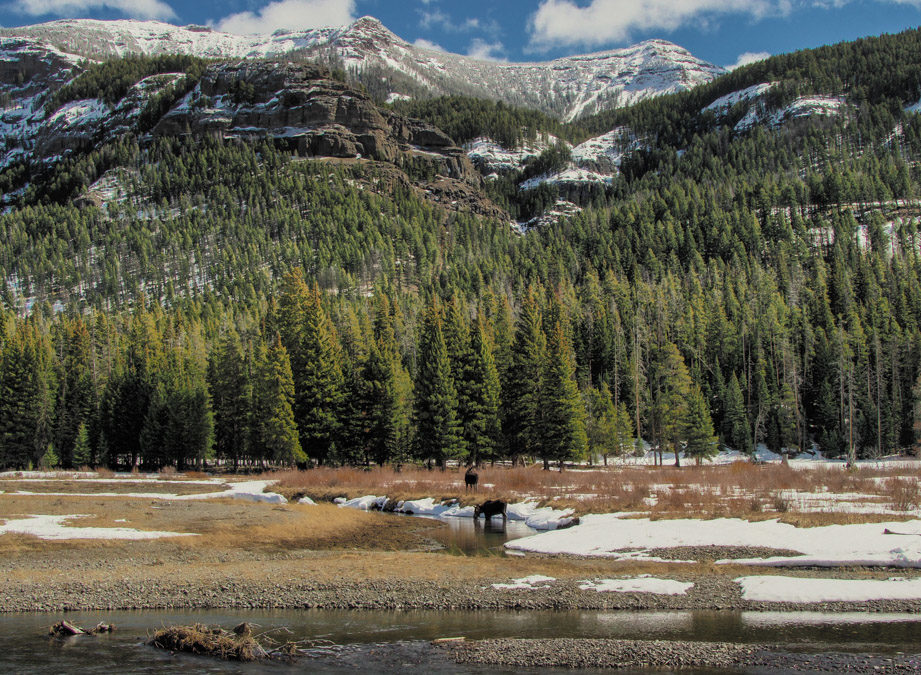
[{"left": 147, "top": 623, "right": 338, "bottom": 662}]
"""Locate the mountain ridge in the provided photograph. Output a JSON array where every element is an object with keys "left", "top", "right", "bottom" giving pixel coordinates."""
[{"left": 0, "top": 16, "right": 724, "bottom": 120}]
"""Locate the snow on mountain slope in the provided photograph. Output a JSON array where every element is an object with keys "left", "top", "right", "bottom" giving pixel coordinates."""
[
  {"left": 571, "top": 127, "right": 645, "bottom": 173},
  {"left": 466, "top": 136, "right": 565, "bottom": 174},
  {"left": 736, "top": 95, "right": 845, "bottom": 131},
  {"left": 0, "top": 17, "right": 723, "bottom": 121},
  {"left": 704, "top": 82, "right": 777, "bottom": 113},
  {"left": 520, "top": 167, "right": 613, "bottom": 191}
]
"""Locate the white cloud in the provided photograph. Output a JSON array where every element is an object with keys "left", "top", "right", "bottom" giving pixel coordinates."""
[
  {"left": 466, "top": 38, "right": 505, "bottom": 61},
  {"left": 10, "top": 0, "right": 176, "bottom": 20},
  {"left": 414, "top": 37, "right": 445, "bottom": 52},
  {"left": 216, "top": 0, "right": 355, "bottom": 35},
  {"left": 529, "top": 0, "right": 789, "bottom": 48},
  {"left": 727, "top": 51, "right": 771, "bottom": 69},
  {"left": 418, "top": 8, "right": 499, "bottom": 35}
]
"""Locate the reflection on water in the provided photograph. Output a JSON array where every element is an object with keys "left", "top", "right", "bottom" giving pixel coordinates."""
[
  {"left": 427, "top": 515, "right": 538, "bottom": 555},
  {"left": 3, "top": 608, "right": 921, "bottom": 673}
]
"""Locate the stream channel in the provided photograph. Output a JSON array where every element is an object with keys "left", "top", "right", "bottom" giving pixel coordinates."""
[
  {"left": 5, "top": 517, "right": 921, "bottom": 672},
  {"left": 4, "top": 609, "right": 921, "bottom": 673}
]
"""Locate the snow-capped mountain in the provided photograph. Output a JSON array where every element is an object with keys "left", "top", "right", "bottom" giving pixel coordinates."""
[{"left": 0, "top": 16, "right": 724, "bottom": 121}]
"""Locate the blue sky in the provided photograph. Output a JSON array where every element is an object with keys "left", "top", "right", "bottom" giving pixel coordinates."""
[{"left": 0, "top": 0, "right": 919, "bottom": 68}]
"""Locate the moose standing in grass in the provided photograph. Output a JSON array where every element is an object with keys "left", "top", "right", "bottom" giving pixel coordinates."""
[{"left": 464, "top": 465, "right": 478, "bottom": 493}]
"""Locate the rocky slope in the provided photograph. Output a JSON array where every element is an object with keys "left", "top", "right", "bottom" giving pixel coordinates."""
[
  {"left": 1, "top": 53, "right": 504, "bottom": 219},
  {"left": 0, "top": 16, "right": 724, "bottom": 121}
]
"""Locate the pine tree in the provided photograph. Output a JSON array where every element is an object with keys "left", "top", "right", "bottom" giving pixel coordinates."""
[
  {"left": 0, "top": 324, "right": 55, "bottom": 470},
  {"left": 208, "top": 331, "right": 252, "bottom": 470},
  {"left": 585, "top": 384, "right": 616, "bottom": 465},
  {"left": 723, "top": 372, "right": 752, "bottom": 452},
  {"left": 504, "top": 287, "right": 547, "bottom": 464},
  {"left": 684, "top": 384, "right": 719, "bottom": 464},
  {"left": 359, "top": 339, "right": 401, "bottom": 465},
  {"left": 296, "top": 284, "right": 345, "bottom": 465},
  {"left": 460, "top": 311, "right": 502, "bottom": 464},
  {"left": 542, "top": 318, "right": 588, "bottom": 470},
  {"left": 253, "top": 336, "right": 304, "bottom": 466},
  {"left": 72, "top": 422, "right": 92, "bottom": 467},
  {"left": 650, "top": 341, "right": 693, "bottom": 467},
  {"left": 54, "top": 318, "right": 96, "bottom": 468},
  {"left": 413, "top": 299, "right": 464, "bottom": 468}
]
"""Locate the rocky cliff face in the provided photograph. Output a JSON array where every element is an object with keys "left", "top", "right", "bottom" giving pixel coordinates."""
[
  {"left": 154, "top": 62, "right": 476, "bottom": 183},
  {"left": 1, "top": 54, "right": 501, "bottom": 218}
]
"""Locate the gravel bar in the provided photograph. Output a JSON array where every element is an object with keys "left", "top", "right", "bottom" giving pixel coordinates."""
[
  {"left": 443, "top": 638, "right": 921, "bottom": 673},
  {"left": 7, "top": 573, "right": 921, "bottom": 613}
]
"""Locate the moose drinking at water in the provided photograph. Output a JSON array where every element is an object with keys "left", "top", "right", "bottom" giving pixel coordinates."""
[{"left": 473, "top": 499, "right": 507, "bottom": 522}]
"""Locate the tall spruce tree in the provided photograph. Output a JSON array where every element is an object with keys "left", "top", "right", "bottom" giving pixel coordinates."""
[
  {"left": 542, "top": 317, "right": 588, "bottom": 470},
  {"left": 208, "top": 330, "right": 252, "bottom": 470},
  {"left": 460, "top": 311, "right": 502, "bottom": 465},
  {"left": 650, "top": 341, "right": 693, "bottom": 466},
  {"left": 413, "top": 299, "right": 464, "bottom": 468},
  {"left": 296, "top": 284, "right": 345, "bottom": 465},
  {"left": 723, "top": 372, "right": 752, "bottom": 452},
  {"left": 0, "top": 324, "right": 55, "bottom": 469},
  {"left": 505, "top": 287, "right": 547, "bottom": 464},
  {"left": 684, "top": 384, "right": 719, "bottom": 464},
  {"left": 253, "top": 336, "right": 304, "bottom": 466}
]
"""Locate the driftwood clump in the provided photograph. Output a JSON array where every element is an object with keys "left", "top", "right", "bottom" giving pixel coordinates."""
[
  {"left": 49, "top": 620, "right": 115, "bottom": 637},
  {"left": 148, "top": 623, "right": 336, "bottom": 662}
]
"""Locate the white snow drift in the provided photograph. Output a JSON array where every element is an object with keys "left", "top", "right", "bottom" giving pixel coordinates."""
[
  {"left": 492, "top": 575, "right": 557, "bottom": 590},
  {"left": 737, "top": 576, "right": 921, "bottom": 603},
  {"left": 0, "top": 514, "right": 195, "bottom": 540},
  {"left": 579, "top": 576, "right": 694, "bottom": 595},
  {"left": 505, "top": 514, "right": 921, "bottom": 567}
]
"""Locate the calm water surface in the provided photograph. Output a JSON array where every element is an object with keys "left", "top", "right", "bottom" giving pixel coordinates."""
[{"left": 3, "top": 609, "right": 921, "bottom": 673}]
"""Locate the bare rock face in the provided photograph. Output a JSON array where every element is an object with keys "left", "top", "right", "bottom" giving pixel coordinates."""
[{"left": 153, "top": 62, "right": 480, "bottom": 185}]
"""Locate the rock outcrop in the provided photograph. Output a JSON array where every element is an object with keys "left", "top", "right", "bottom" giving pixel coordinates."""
[{"left": 154, "top": 62, "right": 479, "bottom": 186}]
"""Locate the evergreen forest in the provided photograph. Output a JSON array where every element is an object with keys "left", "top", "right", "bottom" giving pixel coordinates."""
[{"left": 3, "top": 29, "right": 921, "bottom": 470}]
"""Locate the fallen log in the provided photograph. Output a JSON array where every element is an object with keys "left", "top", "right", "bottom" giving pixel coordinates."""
[{"left": 49, "top": 620, "right": 87, "bottom": 637}]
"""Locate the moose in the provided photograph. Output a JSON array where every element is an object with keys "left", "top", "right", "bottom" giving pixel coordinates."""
[
  {"left": 464, "top": 465, "right": 478, "bottom": 493},
  {"left": 473, "top": 499, "right": 507, "bottom": 521}
]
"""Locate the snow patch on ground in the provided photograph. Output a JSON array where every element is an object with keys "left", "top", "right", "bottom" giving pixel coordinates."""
[
  {"left": 737, "top": 575, "right": 921, "bottom": 603},
  {"left": 0, "top": 514, "right": 196, "bottom": 540},
  {"left": 298, "top": 496, "right": 317, "bottom": 505},
  {"left": 579, "top": 576, "right": 694, "bottom": 595},
  {"left": 492, "top": 575, "right": 557, "bottom": 590},
  {"left": 4, "top": 478, "right": 286, "bottom": 504},
  {"left": 0, "top": 471, "right": 98, "bottom": 479},
  {"left": 506, "top": 514, "right": 921, "bottom": 567}
]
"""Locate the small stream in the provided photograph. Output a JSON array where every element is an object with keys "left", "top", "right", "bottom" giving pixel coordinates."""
[
  {"left": 4, "top": 609, "right": 921, "bottom": 673},
  {"left": 423, "top": 515, "right": 538, "bottom": 555}
]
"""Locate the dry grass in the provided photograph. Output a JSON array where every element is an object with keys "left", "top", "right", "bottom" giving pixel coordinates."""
[
  {"left": 0, "top": 493, "right": 441, "bottom": 555},
  {"left": 265, "top": 461, "right": 921, "bottom": 523},
  {"left": 0, "top": 480, "right": 228, "bottom": 495}
]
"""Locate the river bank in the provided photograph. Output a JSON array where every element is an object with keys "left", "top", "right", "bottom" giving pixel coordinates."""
[{"left": 7, "top": 548, "right": 921, "bottom": 613}]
